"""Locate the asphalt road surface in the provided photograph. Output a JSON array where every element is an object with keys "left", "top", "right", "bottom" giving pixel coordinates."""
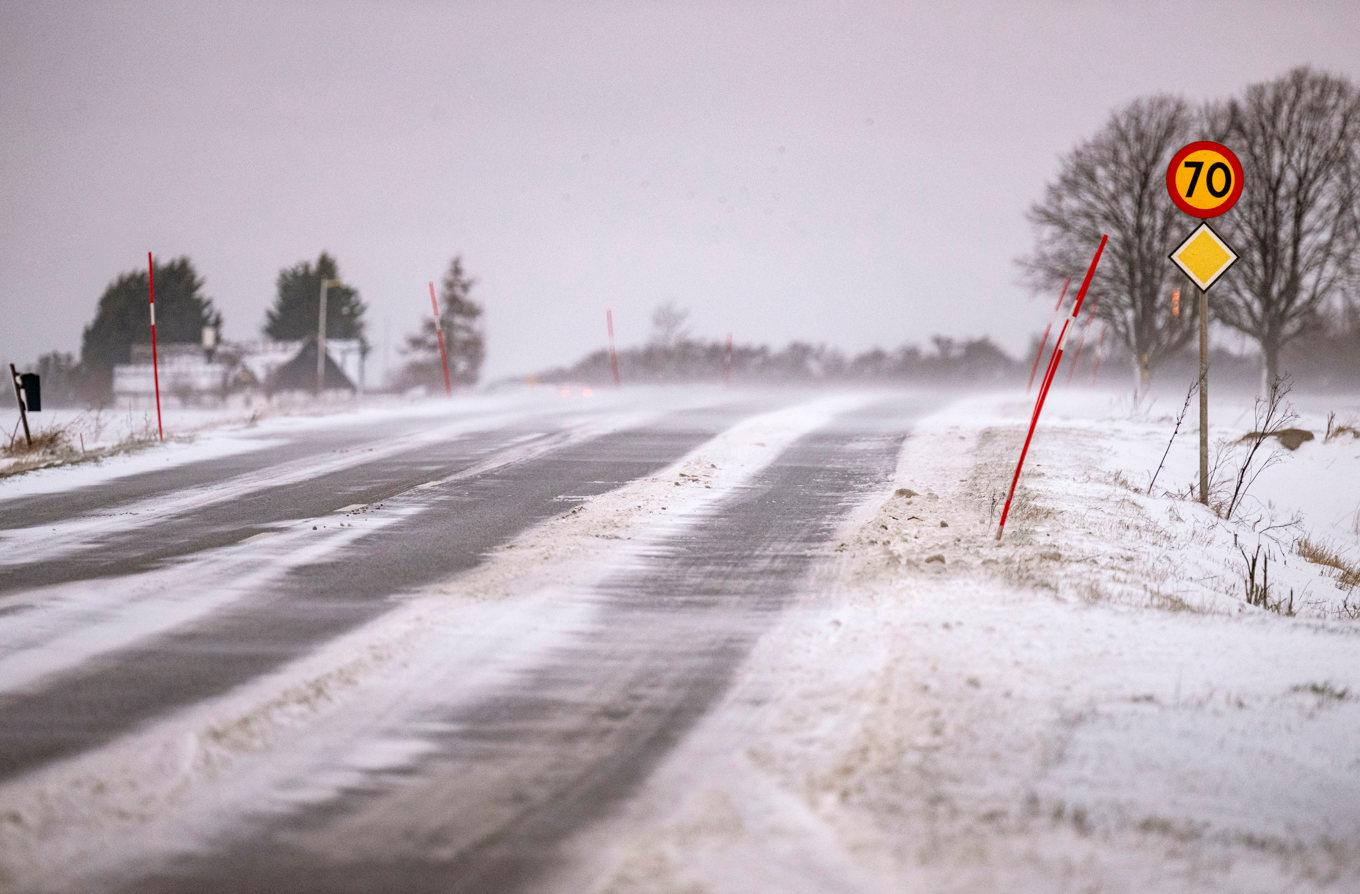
[{"left": 0, "top": 389, "right": 922, "bottom": 893}]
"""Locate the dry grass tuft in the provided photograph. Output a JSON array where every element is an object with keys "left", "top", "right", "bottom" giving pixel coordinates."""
[
  {"left": 1297, "top": 537, "right": 1360, "bottom": 591},
  {"left": 2, "top": 414, "right": 160, "bottom": 478},
  {"left": 3, "top": 425, "right": 74, "bottom": 458},
  {"left": 1324, "top": 413, "right": 1360, "bottom": 442}
]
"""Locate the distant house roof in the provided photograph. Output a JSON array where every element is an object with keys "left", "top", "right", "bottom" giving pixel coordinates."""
[{"left": 268, "top": 337, "right": 357, "bottom": 394}]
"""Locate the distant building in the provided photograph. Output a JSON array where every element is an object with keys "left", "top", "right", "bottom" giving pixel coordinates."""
[
  {"left": 265, "top": 338, "right": 357, "bottom": 395},
  {"left": 112, "top": 339, "right": 366, "bottom": 405}
]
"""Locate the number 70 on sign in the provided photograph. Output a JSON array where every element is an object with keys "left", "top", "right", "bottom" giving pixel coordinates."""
[{"left": 1165, "top": 141, "right": 1243, "bottom": 219}]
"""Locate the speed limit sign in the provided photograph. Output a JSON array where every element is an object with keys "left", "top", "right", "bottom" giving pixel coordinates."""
[{"left": 1166, "top": 141, "right": 1243, "bottom": 218}]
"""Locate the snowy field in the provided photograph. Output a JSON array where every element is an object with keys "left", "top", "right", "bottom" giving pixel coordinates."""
[{"left": 575, "top": 386, "right": 1360, "bottom": 893}]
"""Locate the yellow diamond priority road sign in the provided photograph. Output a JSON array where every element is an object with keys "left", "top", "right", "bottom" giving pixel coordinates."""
[{"left": 1169, "top": 222, "right": 1237, "bottom": 291}]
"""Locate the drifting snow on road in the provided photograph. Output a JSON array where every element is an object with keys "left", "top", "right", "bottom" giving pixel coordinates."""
[{"left": 1, "top": 386, "right": 1358, "bottom": 893}]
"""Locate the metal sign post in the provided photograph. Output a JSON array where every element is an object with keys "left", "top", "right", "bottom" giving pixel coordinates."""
[
  {"left": 8, "top": 363, "right": 32, "bottom": 449},
  {"left": 1197, "top": 287, "right": 1209, "bottom": 503},
  {"left": 1165, "top": 141, "right": 1244, "bottom": 506}
]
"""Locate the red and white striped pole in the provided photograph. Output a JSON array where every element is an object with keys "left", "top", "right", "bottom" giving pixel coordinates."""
[
  {"left": 1027, "top": 278, "right": 1069, "bottom": 392},
  {"left": 428, "top": 281, "right": 453, "bottom": 396},
  {"left": 997, "top": 234, "right": 1107, "bottom": 541},
  {"left": 606, "top": 309, "right": 621, "bottom": 387},
  {"left": 724, "top": 332, "right": 733, "bottom": 385},
  {"left": 147, "top": 251, "right": 164, "bottom": 441}
]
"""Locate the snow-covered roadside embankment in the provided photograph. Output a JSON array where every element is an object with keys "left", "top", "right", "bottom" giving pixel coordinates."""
[{"left": 587, "top": 391, "right": 1360, "bottom": 893}]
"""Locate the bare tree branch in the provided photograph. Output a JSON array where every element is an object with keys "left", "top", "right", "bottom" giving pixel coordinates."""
[
  {"left": 1214, "top": 68, "right": 1360, "bottom": 393},
  {"left": 1019, "top": 96, "right": 1199, "bottom": 399}
]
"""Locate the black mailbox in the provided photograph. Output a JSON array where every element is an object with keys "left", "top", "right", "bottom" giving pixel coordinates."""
[{"left": 19, "top": 373, "right": 40, "bottom": 412}]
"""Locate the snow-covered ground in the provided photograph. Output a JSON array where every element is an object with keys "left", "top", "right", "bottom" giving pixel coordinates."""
[
  {"left": 2, "top": 384, "right": 1357, "bottom": 892},
  {"left": 575, "top": 386, "right": 1360, "bottom": 893}
]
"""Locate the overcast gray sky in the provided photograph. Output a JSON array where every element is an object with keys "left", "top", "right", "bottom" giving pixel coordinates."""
[{"left": 3, "top": 0, "right": 1358, "bottom": 381}]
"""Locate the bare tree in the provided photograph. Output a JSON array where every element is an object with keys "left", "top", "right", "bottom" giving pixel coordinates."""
[
  {"left": 650, "top": 301, "right": 690, "bottom": 349},
  {"left": 1021, "top": 96, "right": 1199, "bottom": 398},
  {"left": 1213, "top": 68, "right": 1360, "bottom": 393}
]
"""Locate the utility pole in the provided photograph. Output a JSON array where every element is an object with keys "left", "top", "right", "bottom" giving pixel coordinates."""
[
  {"left": 1198, "top": 287, "right": 1209, "bottom": 504},
  {"left": 8, "top": 363, "right": 32, "bottom": 449},
  {"left": 317, "top": 278, "right": 339, "bottom": 394}
]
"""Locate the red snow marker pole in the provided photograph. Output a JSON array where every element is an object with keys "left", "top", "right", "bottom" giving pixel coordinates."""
[
  {"left": 428, "top": 281, "right": 453, "bottom": 396},
  {"left": 724, "top": 332, "right": 733, "bottom": 385},
  {"left": 606, "top": 309, "right": 621, "bottom": 386},
  {"left": 1026, "top": 278, "right": 1069, "bottom": 392},
  {"left": 147, "top": 251, "right": 164, "bottom": 441},
  {"left": 997, "top": 234, "right": 1107, "bottom": 541}
]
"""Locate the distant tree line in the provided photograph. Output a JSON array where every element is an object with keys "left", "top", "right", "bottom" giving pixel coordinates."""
[
  {"left": 1022, "top": 66, "right": 1360, "bottom": 398},
  {"left": 533, "top": 302, "right": 1024, "bottom": 386},
  {"left": 30, "top": 251, "right": 484, "bottom": 406},
  {"left": 533, "top": 300, "right": 1359, "bottom": 390},
  {"left": 533, "top": 336, "right": 1023, "bottom": 386}
]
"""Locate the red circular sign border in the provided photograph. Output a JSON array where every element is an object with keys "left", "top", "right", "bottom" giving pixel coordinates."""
[{"left": 1166, "top": 141, "right": 1244, "bottom": 219}]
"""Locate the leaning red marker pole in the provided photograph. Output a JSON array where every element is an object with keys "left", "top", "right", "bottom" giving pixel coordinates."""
[
  {"left": 428, "top": 281, "right": 453, "bottom": 396},
  {"left": 147, "top": 251, "right": 164, "bottom": 441},
  {"left": 606, "top": 309, "right": 621, "bottom": 387},
  {"left": 1026, "top": 278, "right": 1069, "bottom": 392},
  {"left": 997, "top": 234, "right": 1107, "bottom": 541}
]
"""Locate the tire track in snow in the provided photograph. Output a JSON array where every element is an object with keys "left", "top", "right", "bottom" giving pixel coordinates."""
[
  {"left": 71, "top": 396, "right": 913, "bottom": 894},
  {"left": 0, "top": 404, "right": 607, "bottom": 573},
  {"left": 0, "top": 411, "right": 660, "bottom": 702},
  {"left": 0, "top": 394, "right": 866, "bottom": 893},
  {"left": 0, "top": 401, "right": 766, "bottom": 783}
]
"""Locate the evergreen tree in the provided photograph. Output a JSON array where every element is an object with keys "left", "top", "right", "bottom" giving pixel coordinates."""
[
  {"left": 403, "top": 256, "right": 485, "bottom": 388},
  {"left": 264, "top": 252, "right": 366, "bottom": 343},
  {"left": 79, "top": 257, "right": 220, "bottom": 403}
]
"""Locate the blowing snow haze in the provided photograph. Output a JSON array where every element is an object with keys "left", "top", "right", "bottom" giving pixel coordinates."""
[
  {"left": 3, "top": 1, "right": 1358, "bottom": 383},
  {"left": 4, "top": 4, "right": 1360, "bottom": 892}
]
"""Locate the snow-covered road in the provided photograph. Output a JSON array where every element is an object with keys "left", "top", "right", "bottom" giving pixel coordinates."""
[{"left": 0, "top": 387, "right": 925, "bottom": 892}]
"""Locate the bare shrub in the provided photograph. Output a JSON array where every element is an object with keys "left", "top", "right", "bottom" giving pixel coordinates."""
[
  {"left": 1148, "top": 374, "right": 1198, "bottom": 495},
  {"left": 1239, "top": 543, "right": 1296, "bottom": 615},
  {"left": 1221, "top": 376, "right": 1297, "bottom": 520}
]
